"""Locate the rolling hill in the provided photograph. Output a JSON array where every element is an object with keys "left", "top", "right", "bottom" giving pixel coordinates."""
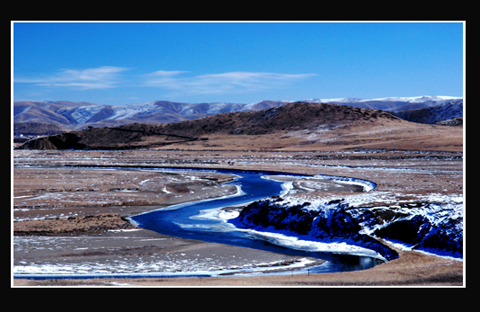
[
  {"left": 17, "top": 102, "right": 463, "bottom": 152},
  {"left": 392, "top": 100, "right": 463, "bottom": 124},
  {"left": 13, "top": 100, "right": 290, "bottom": 130},
  {"left": 14, "top": 96, "right": 463, "bottom": 133}
]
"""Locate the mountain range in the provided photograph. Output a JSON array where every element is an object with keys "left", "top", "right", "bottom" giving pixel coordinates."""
[
  {"left": 18, "top": 101, "right": 463, "bottom": 152},
  {"left": 14, "top": 96, "right": 463, "bottom": 132}
]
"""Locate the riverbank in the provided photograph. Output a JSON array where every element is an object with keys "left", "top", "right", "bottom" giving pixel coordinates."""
[
  {"left": 13, "top": 162, "right": 327, "bottom": 280},
  {"left": 14, "top": 246, "right": 462, "bottom": 286},
  {"left": 13, "top": 150, "right": 464, "bottom": 286}
]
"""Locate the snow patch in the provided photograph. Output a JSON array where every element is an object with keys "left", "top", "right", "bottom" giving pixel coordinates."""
[
  {"left": 70, "top": 105, "right": 104, "bottom": 124},
  {"left": 227, "top": 192, "right": 463, "bottom": 261},
  {"left": 304, "top": 95, "right": 462, "bottom": 105},
  {"left": 106, "top": 102, "right": 162, "bottom": 120}
]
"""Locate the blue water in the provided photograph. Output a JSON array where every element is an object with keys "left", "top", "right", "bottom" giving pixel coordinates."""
[
  {"left": 130, "top": 171, "right": 286, "bottom": 241},
  {"left": 129, "top": 167, "right": 383, "bottom": 274}
]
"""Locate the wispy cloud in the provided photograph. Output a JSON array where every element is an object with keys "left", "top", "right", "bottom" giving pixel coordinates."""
[
  {"left": 15, "top": 67, "right": 316, "bottom": 98},
  {"left": 144, "top": 71, "right": 316, "bottom": 95},
  {"left": 15, "top": 66, "right": 128, "bottom": 90},
  {"left": 143, "top": 70, "right": 189, "bottom": 91}
]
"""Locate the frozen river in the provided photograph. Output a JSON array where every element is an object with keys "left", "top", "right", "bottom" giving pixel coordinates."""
[
  {"left": 14, "top": 166, "right": 385, "bottom": 279},
  {"left": 128, "top": 167, "right": 384, "bottom": 274}
]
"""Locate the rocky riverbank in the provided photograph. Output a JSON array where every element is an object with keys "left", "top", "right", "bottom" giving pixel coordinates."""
[{"left": 229, "top": 196, "right": 462, "bottom": 261}]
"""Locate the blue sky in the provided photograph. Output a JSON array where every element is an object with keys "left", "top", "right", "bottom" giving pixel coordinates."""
[{"left": 13, "top": 21, "right": 464, "bottom": 105}]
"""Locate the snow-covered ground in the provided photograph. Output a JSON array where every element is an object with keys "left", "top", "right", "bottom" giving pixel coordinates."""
[
  {"left": 13, "top": 232, "right": 319, "bottom": 277},
  {"left": 222, "top": 181, "right": 463, "bottom": 262},
  {"left": 14, "top": 152, "right": 463, "bottom": 280}
]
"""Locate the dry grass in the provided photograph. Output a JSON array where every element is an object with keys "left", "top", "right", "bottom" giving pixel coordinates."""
[
  {"left": 18, "top": 102, "right": 463, "bottom": 152},
  {"left": 13, "top": 147, "right": 464, "bottom": 287}
]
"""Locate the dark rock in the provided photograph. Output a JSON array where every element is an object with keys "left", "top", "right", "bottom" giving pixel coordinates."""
[
  {"left": 374, "top": 215, "right": 431, "bottom": 245},
  {"left": 18, "top": 133, "right": 85, "bottom": 150},
  {"left": 232, "top": 198, "right": 398, "bottom": 261}
]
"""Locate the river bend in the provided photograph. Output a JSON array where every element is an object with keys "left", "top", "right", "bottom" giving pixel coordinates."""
[{"left": 128, "top": 167, "right": 384, "bottom": 274}]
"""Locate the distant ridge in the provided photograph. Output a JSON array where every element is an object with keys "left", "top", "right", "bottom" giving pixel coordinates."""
[
  {"left": 13, "top": 100, "right": 289, "bottom": 130},
  {"left": 391, "top": 101, "right": 463, "bottom": 125},
  {"left": 303, "top": 96, "right": 463, "bottom": 112},
  {"left": 14, "top": 96, "right": 463, "bottom": 133},
  {"left": 17, "top": 102, "right": 407, "bottom": 150}
]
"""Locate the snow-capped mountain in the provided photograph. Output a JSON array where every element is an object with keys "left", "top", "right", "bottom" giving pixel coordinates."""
[
  {"left": 303, "top": 95, "right": 463, "bottom": 111},
  {"left": 304, "top": 95, "right": 461, "bottom": 104},
  {"left": 372, "top": 95, "right": 461, "bottom": 104},
  {"left": 14, "top": 96, "right": 463, "bottom": 130},
  {"left": 303, "top": 96, "right": 464, "bottom": 124},
  {"left": 13, "top": 100, "right": 289, "bottom": 129}
]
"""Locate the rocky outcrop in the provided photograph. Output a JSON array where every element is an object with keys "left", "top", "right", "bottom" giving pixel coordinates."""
[
  {"left": 230, "top": 198, "right": 399, "bottom": 261},
  {"left": 373, "top": 204, "right": 463, "bottom": 256},
  {"left": 230, "top": 197, "right": 463, "bottom": 260}
]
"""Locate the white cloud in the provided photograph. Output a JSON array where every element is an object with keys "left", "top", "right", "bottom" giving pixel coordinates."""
[
  {"left": 143, "top": 70, "right": 189, "bottom": 90},
  {"left": 149, "top": 70, "right": 188, "bottom": 76},
  {"left": 16, "top": 66, "right": 128, "bottom": 90},
  {"left": 144, "top": 71, "right": 316, "bottom": 95},
  {"left": 15, "top": 67, "right": 316, "bottom": 97}
]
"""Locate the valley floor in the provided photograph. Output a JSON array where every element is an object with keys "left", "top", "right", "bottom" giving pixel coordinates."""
[{"left": 13, "top": 149, "right": 464, "bottom": 287}]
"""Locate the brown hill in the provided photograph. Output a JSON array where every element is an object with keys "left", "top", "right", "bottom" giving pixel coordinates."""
[
  {"left": 17, "top": 102, "right": 463, "bottom": 152},
  {"left": 159, "top": 102, "right": 402, "bottom": 136}
]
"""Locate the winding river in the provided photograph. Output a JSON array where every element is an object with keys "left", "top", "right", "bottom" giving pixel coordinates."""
[
  {"left": 128, "top": 167, "right": 384, "bottom": 274},
  {"left": 14, "top": 166, "right": 384, "bottom": 279}
]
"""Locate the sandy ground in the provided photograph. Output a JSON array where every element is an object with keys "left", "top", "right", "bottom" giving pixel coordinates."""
[{"left": 13, "top": 150, "right": 464, "bottom": 287}]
